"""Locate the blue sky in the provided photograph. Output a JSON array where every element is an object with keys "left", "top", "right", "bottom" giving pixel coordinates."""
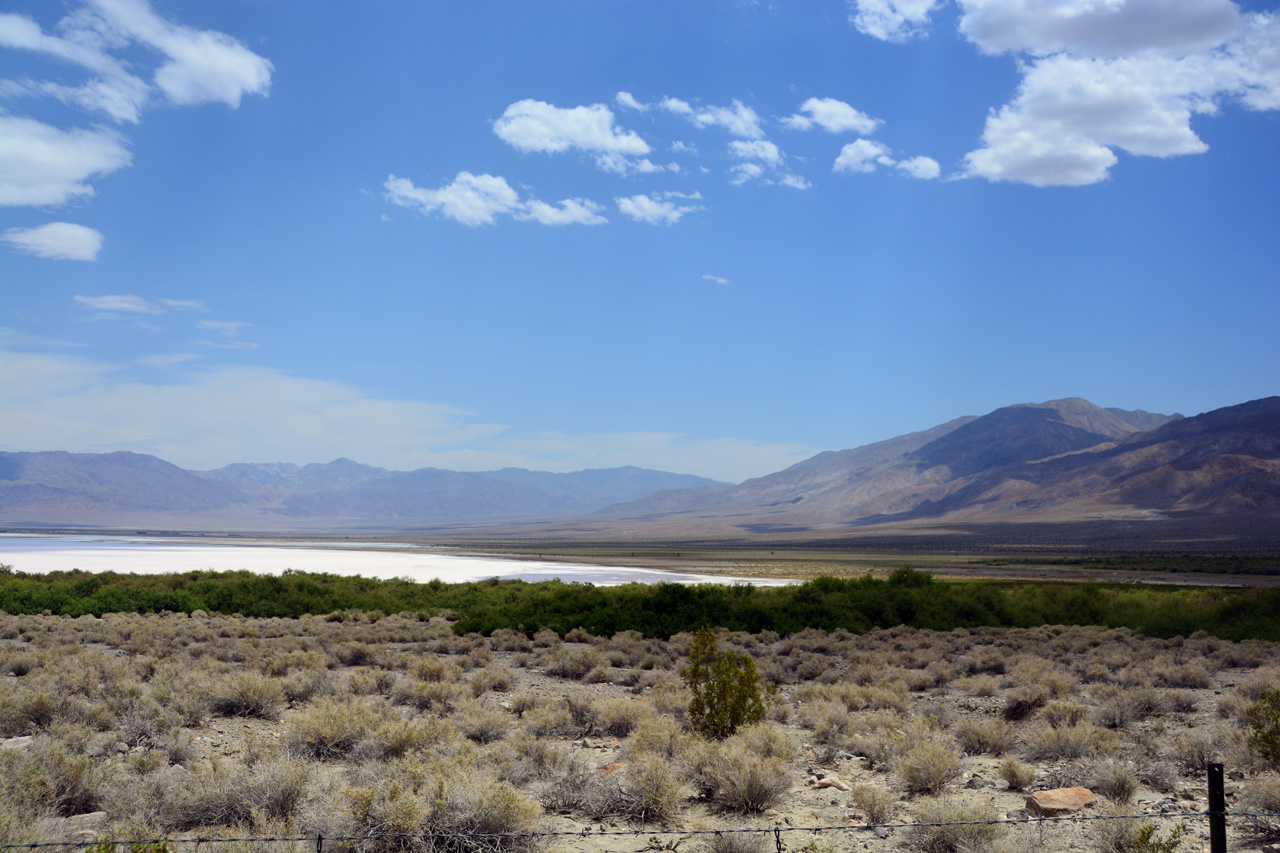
[{"left": 2, "top": 0, "right": 1277, "bottom": 482}]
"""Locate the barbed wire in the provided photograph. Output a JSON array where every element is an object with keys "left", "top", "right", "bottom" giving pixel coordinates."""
[{"left": 8, "top": 810, "right": 1279, "bottom": 851}]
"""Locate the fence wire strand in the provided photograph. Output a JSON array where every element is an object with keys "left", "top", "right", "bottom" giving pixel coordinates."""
[{"left": 7, "top": 810, "right": 1280, "bottom": 851}]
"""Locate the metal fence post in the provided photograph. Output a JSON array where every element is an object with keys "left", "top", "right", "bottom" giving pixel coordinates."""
[{"left": 1208, "top": 762, "right": 1226, "bottom": 853}]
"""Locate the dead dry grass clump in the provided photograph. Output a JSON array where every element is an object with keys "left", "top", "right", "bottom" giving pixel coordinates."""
[
  {"left": 955, "top": 718, "right": 1014, "bottom": 755},
  {"left": 694, "top": 737, "right": 791, "bottom": 813}
]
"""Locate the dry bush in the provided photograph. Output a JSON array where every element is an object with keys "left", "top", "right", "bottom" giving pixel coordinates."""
[
  {"left": 210, "top": 671, "right": 284, "bottom": 719},
  {"left": 1042, "top": 701, "right": 1089, "bottom": 729},
  {"left": 1002, "top": 685, "right": 1049, "bottom": 721},
  {"left": 618, "top": 752, "right": 684, "bottom": 823},
  {"left": 904, "top": 797, "right": 1005, "bottom": 853},
  {"left": 627, "top": 716, "right": 693, "bottom": 761},
  {"left": 694, "top": 830, "right": 769, "bottom": 853},
  {"left": 160, "top": 758, "right": 309, "bottom": 830},
  {"left": 0, "top": 737, "right": 103, "bottom": 817},
  {"left": 896, "top": 741, "right": 963, "bottom": 796},
  {"left": 998, "top": 757, "right": 1036, "bottom": 791},
  {"left": 1026, "top": 722, "right": 1105, "bottom": 761},
  {"left": 545, "top": 647, "right": 607, "bottom": 680},
  {"left": 469, "top": 666, "right": 515, "bottom": 697},
  {"left": 955, "top": 718, "right": 1014, "bottom": 755},
  {"left": 849, "top": 783, "right": 894, "bottom": 824},
  {"left": 1089, "top": 759, "right": 1139, "bottom": 804},
  {"left": 1240, "top": 774, "right": 1280, "bottom": 844},
  {"left": 390, "top": 678, "right": 459, "bottom": 713},
  {"left": 967, "top": 675, "right": 1001, "bottom": 697},
  {"left": 285, "top": 698, "right": 382, "bottom": 759},
  {"left": 522, "top": 702, "right": 574, "bottom": 738},
  {"left": 347, "top": 760, "right": 541, "bottom": 853},
  {"left": 695, "top": 739, "right": 790, "bottom": 813},
  {"left": 597, "top": 697, "right": 648, "bottom": 737},
  {"left": 800, "top": 698, "right": 852, "bottom": 745},
  {"left": 456, "top": 701, "right": 510, "bottom": 744},
  {"left": 1153, "top": 664, "right": 1211, "bottom": 689}
]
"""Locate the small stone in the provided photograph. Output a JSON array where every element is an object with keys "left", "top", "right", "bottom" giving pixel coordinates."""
[
  {"left": 0, "top": 736, "right": 34, "bottom": 751},
  {"left": 817, "top": 776, "right": 851, "bottom": 791},
  {"left": 874, "top": 826, "right": 889, "bottom": 839},
  {"left": 601, "top": 762, "right": 626, "bottom": 777},
  {"left": 114, "top": 742, "right": 129, "bottom": 753}
]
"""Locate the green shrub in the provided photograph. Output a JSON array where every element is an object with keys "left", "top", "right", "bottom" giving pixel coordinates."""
[
  {"left": 683, "top": 628, "right": 767, "bottom": 740},
  {"left": 1246, "top": 688, "right": 1280, "bottom": 770}
]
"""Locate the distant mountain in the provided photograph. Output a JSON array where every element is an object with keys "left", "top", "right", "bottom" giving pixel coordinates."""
[
  {"left": 5, "top": 396, "right": 1275, "bottom": 548},
  {"left": 0, "top": 452, "right": 726, "bottom": 530}
]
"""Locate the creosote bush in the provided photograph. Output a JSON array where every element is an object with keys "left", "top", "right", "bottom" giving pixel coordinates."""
[{"left": 1246, "top": 689, "right": 1280, "bottom": 770}]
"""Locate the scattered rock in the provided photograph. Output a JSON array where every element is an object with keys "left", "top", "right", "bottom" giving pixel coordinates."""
[
  {"left": 1027, "top": 787, "right": 1096, "bottom": 816},
  {"left": 873, "top": 826, "right": 889, "bottom": 839},
  {"left": 601, "top": 761, "right": 626, "bottom": 777},
  {"left": 0, "top": 736, "right": 33, "bottom": 751},
  {"left": 817, "top": 776, "right": 851, "bottom": 791}
]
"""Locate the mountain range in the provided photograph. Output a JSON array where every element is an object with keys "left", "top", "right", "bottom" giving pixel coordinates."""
[{"left": 2, "top": 395, "right": 1278, "bottom": 546}]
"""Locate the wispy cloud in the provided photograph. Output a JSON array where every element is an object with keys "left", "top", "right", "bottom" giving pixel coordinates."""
[
  {"left": 75, "top": 294, "right": 166, "bottom": 314},
  {"left": 702, "top": 274, "right": 730, "bottom": 285},
  {"left": 198, "top": 319, "right": 259, "bottom": 349}
]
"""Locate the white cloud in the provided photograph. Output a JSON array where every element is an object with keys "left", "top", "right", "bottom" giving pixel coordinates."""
[
  {"left": 957, "top": 0, "right": 1243, "bottom": 57},
  {"left": 670, "top": 140, "right": 697, "bottom": 153},
  {"left": 137, "top": 352, "right": 201, "bottom": 368},
  {"left": 783, "top": 97, "right": 883, "bottom": 134},
  {"left": 849, "top": 0, "right": 942, "bottom": 41},
  {"left": 615, "top": 193, "right": 703, "bottom": 225},
  {"left": 615, "top": 91, "right": 648, "bottom": 111},
  {"left": 948, "top": 0, "right": 1280, "bottom": 185},
  {"left": 493, "top": 99, "right": 651, "bottom": 172},
  {"left": 88, "top": 0, "right": 273, "bottom": 108},
  {"left": 0, "top": 349, "right": 811, "bottom": 481},
  {"left": 384, "top": 172, "right": 607, "bottom": 227},
  {"left": 75, "top": 294, "right": 164, "bottom": 314},
  {"left": 0, "top": 3, "right": 272, "bottom": 116},
  {"left": 702, "top": 274, "right": 730, "bottom": 284},
  {"left": 0, "top": 114, "right": 132, "bottom": 206},
  {"left": 729, "top": 139, "right": 783, "bottom": 166},
  {"left": 2, "top": 222, "right": 103, "bottom": 260},
  {"left": 895, "top": 155, "right": 941, "bottom": 179},
  {"left": 777, "top": 173, "right": 814, "bottom": 190},
  {"left": 961, "top": 52, "right": 1244, "bottom": 185},
  {"left": 199, "top": 319, "right": 258, "bottom": 350},
  {"left": 159, "top": 298, "right": 207, "bottom": 311},
  {"left": 689, "top": 100, "right": 766, "bottom": 137},
  {"left": 833, "top": 138, "right": 895, "bottom": 172},
  {"left": 659, "top": 96, "right": 694, "bottom": 115},
  {"left": 520, "top": 198, "right": 608, "bottom": 226},
  {"left": 730, "top": 162, "right": 766, "bottom": 185}
]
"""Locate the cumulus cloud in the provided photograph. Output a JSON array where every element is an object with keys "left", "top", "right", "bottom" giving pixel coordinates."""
[
  {"left": 834, "top": 139, "right": 896, "bottom": 172},
  {"left": 729, "top": 139, "right": 783, "bottom": 167},
  {"left": 0, "top": 115, "right": 132, "bottom": 206},
  {"left": 849, "top": 0, "right": 942, "bottom": 41},
  {"left": 615, "top": 91, "right": 648, "bottom": 111},
  {"left": 384, "top": 172, "right": 606, "bottom": 227},
  {"left": 615, "top": 193, "right": 703, "bottom": 225},
  {"left": 689, "top": 99, "right": 766, "bottom": 137},
  {"left": 847, "top": 0, "right": 1280, "bottom": 185},
  {"left": 895, "top": 156, "right": 942, "bottom": 179},
  {"left": 659, "top": 96, "right": 694, "bottom": 115},
  {"left": 783, "top": 97, "right": 883, "bottom": 134},
  {"left": 493, "top": 99, "right": 652, "bottom": 172},
  {"left": 2, "top": 222, "right": 103, "bottom": 260}
]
